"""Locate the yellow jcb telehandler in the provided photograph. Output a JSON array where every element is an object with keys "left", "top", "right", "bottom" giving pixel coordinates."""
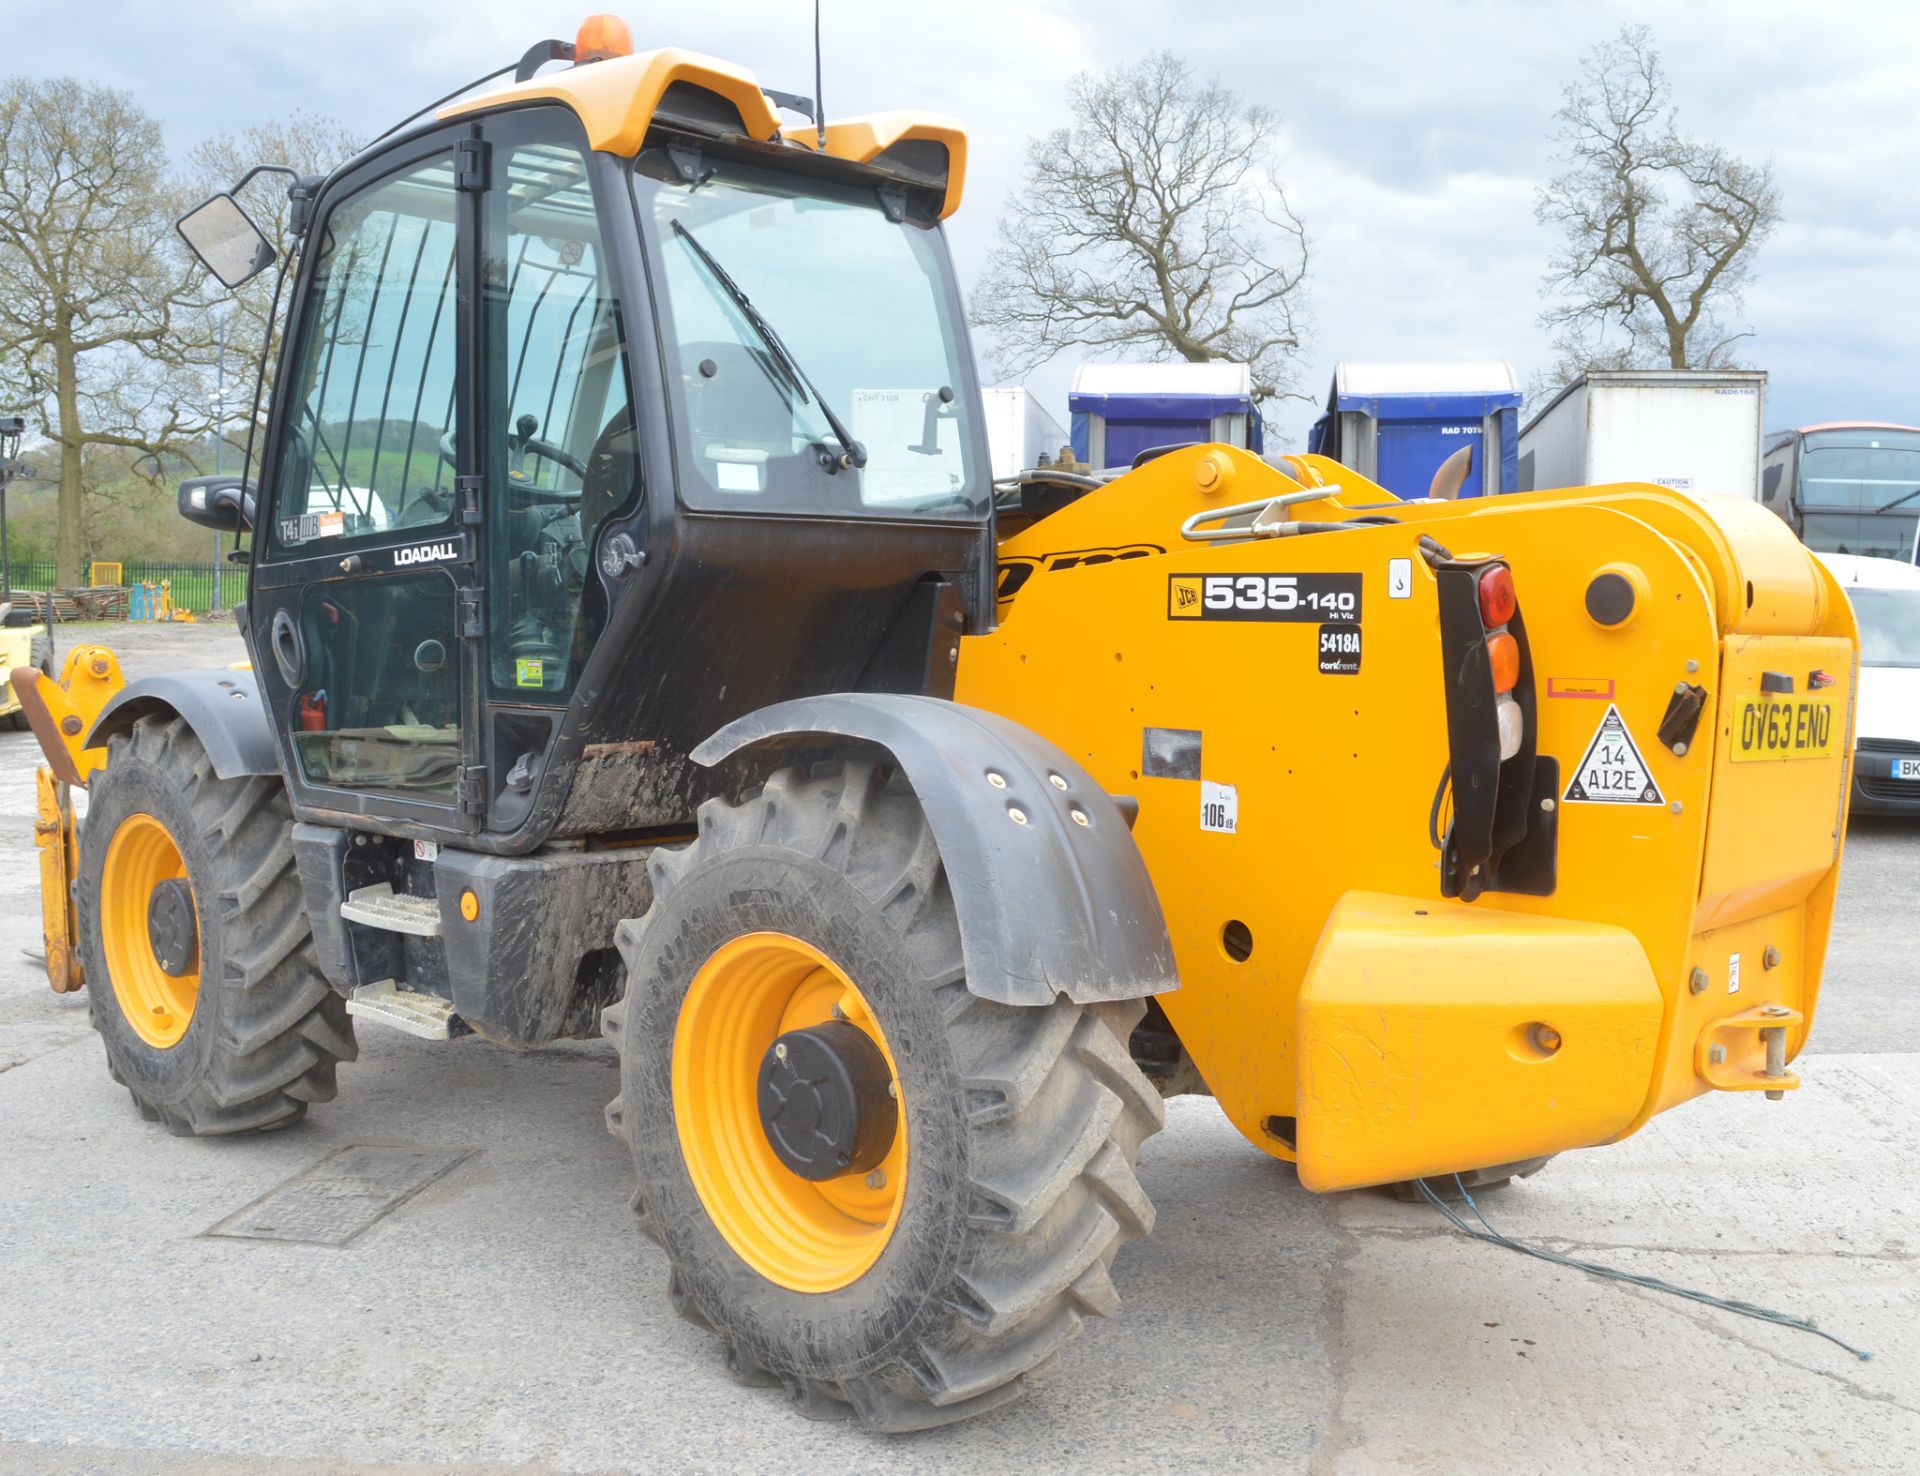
[{"left": 12, "top": 16, "right": 1857, "bottom": 1430}]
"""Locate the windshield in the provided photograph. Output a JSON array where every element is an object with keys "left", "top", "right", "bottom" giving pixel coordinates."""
[
  {"left": 634, "top": 150, "right": 983, "bottom": 520},
  {"left": 1796, "top": 430, "right": 1920, "bottom": 559},
  {"left": 1848, "top": 586, "right": 1920, "bottom": 667}
]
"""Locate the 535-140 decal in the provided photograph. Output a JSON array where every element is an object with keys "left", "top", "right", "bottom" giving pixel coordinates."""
[{"left": 1169, "top": 572, "right": 1362, "bottom": 622}]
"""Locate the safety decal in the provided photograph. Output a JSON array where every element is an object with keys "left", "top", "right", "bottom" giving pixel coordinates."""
[
  {"left": 1563, "top": 703, "right": 1663, "bottom": 805},
  {"left": 1168, "top": 572, "right": 1361, "bottom": 622},
  {"left": 1388, "top": 557, "right": 1413, "bottom": 599},
  {"left": 515, "top": 657, "right": 545, "bottom": 688},
  {"left": 1317, "top": 623, "right": 1361, "bottom": 675},
  {"left": 1200, "top": 780, "right": 1238, "bottom": 833},
  {"left": 1547, "top": 676, "right": 1616, "bottom": 700}
]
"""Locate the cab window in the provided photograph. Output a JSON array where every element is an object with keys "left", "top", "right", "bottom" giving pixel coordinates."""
[
  {"left": 270, "top": 156, "right": 463, "bottom": 555},
  {"left": 482, "top": 123, "right": 641, "bottom": 700}
]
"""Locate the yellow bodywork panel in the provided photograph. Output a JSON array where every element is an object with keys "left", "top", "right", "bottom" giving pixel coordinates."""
[
  {"left": 441, "top": 48, "right": 780, "bottom": 154},
  {"left": 440, "top": 51, "right": 967, "bottom": 217},
  {"left": 779, "top": 113, "right": 967, "bottom": 217},
  {"left": 16, "top": 644, "right": 128, "bottom": 996},
  {"left": 34, "top": 765, "right": 82, "bottom": 993},
  {"left": 957, "top": 445, "right": 1855, "bottom": 1188},
  {"left": 1294, "top": 891, "right": 1663, "bottom": 1191}
]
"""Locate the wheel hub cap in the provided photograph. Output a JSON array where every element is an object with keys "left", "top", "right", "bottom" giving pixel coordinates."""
[
  {"left": 146, "top": 878, "right": 199, "bottom": 976},
  {"left": 757, "top": 1022, "right": 898, "bottom": 1181}
]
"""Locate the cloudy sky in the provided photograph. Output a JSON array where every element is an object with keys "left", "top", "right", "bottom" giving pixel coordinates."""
[{"left": 10, "top": 0, "right": 1916, "bottom": 447}]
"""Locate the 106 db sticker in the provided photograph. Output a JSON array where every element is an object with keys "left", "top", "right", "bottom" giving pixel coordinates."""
[{"left": 1169, "top": 572, "right": 1361, "bottom": 622}]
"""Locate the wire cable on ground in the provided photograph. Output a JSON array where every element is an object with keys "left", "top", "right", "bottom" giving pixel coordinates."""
[{"left": 1414, "top": 1174, "right": 1872, "bottom": 1361}]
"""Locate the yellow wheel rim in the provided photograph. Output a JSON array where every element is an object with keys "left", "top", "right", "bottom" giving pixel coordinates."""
[
  {"left": 100, "top": 812, "right": 200, "bottom": 1050},
  {"left": 673, "top": 931, "right": 906, "bottom": 1293}
]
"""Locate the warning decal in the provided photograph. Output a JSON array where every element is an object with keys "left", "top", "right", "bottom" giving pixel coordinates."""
[{"left": 1563, "top": 703, "right": 1664, "bottom": 805}]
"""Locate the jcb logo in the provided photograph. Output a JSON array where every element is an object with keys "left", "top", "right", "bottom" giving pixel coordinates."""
[
  {"left": 996, "top": 543, "right": 1164, "bottom": 606},
  {"left": 1169, "top": 577, "right": 1203, "bottom": 616}
]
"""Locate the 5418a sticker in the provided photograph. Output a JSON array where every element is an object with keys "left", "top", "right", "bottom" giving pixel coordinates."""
[
  {"left": 1169, "top": 572, "right": 1361, "bottom": 622},
  {"left": 1317, "top": 623, "right": 1361, "bottom": 674}
]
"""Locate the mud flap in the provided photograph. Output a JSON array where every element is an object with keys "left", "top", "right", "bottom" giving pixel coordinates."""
[{"left": 1296, "top": 890, "right": 1664, "bottom": 1192}]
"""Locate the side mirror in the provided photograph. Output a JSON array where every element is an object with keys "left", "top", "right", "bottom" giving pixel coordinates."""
[
  {"left": 178, "top": 475, "right": 255, "bottom": 532},
  {"left": 176, "top": 193, "right": 276, "bottom": 290}
]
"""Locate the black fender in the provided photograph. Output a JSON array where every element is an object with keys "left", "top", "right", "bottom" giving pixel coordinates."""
[
  {"left": 693, "top": 693, "right": 1178, "bottom": 1008},
  {"left": 86, "top": 668, "right": 278, "bottom": 781}
]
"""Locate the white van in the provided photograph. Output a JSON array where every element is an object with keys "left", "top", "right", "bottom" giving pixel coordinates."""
[{"left": 1818, "top": 552, "right": 1920, "bottom": 815}]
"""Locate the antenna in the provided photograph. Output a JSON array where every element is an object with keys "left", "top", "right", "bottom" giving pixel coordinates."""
[{"left": 813, "top": 0, "right": 826, "bottom": 150}]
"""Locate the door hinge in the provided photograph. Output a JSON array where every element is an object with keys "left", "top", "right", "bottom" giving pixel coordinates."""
[
  {"left": 458, "top": 585, "right": 485, "bottom": 639},
  {"left": 455, "top": 764, "right": 488, "bottom": 815},
  {"left": 456, "top": 138, "right": 491, "bottom": 193},
  {"left": 457, "top": 474, "right": 484, "bottom": 527}
]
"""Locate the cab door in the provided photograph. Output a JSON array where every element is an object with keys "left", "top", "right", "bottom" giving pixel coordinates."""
[{"left": 249, "top": 129, "right": 487, "bottom": 832}]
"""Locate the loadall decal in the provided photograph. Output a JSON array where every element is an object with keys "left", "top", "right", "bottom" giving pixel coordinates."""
[
  {"left": 996, "top": 543, "right": 1164, "bottom": 604},
  {"left": 392, "top": 540, "right": 460, "bottom": 568},
  {"left": 1167, "top": 573, "right": 1362, "bottom": 622}
]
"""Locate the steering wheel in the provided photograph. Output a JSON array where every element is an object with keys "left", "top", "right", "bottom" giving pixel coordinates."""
[{"left": 438, "top": 415, "right": 588, "bottom": 504}]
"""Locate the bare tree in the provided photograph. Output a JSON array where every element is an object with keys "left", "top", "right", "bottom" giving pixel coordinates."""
[
  {"left": 1535, "top": 26, "right": 1781, "bottom": 390},
  {"left": 971, "top": 53, "right": 1309, "bottom": 401},
  {"left": 0, "top": 78, "right": 219, "bottom": 584}
]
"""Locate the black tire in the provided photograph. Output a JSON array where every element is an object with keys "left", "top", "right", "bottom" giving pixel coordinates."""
[
  {"left": 78, "top": 714, "right": 355, "bottom": 1134},
  {"left": 603, "top": 762, "right": 1162, "bottom": 1431}
]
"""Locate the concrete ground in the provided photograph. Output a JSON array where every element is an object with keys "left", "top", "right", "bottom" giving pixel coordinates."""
[{"left": 1, "top": 622, "right": 1914, "bottom": 1473}]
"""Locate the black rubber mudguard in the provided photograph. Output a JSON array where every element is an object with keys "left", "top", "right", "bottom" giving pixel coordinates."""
[
  {"left": 693, "top": 693, "right": 1178, "bottom": 1008},
  {"left": 87, "top": 668, "right": 278, "bottom": 781}
]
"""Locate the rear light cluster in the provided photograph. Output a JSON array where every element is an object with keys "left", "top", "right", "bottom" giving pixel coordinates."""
[{"left": 1478, "top": 564, "right": 1524, "bottom": 761}]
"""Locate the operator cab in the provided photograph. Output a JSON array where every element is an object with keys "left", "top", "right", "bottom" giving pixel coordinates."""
[{"left": 176, "top": 25, "right": 991, "bottom": 853}]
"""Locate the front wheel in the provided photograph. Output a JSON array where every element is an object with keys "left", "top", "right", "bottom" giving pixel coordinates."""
[
  {"left": 78, "top": 714, "right": 355, "bottom": 1134},
  {"left": 603, "top": 762, "right": 1162, "bottom": 1430}
]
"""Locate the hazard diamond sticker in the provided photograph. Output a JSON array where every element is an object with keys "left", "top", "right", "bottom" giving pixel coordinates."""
[{"left": 1563, "top": 703, "right": 1664, "bottom": 805}]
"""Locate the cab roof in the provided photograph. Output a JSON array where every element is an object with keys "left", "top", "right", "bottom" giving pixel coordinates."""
[{"left": 438, "top": 46, "right": 967, "bottom": 218}]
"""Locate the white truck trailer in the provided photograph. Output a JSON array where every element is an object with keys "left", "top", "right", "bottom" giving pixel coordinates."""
[
  {"left": 1518, "top": 369, "right": 1767, "bottom": 499},
  {"left": 981, "top": 387, "right": 1070, "bottom": 480}
]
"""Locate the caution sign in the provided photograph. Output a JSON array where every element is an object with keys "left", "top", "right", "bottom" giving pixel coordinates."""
[{"left": 1563, "top": 703, "right": 1664, "bottom": 805}]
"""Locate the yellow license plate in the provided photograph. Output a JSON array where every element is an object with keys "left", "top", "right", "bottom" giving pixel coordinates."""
[{"left": 1730, "top": 697, "right": 1838, "bottom": 763}]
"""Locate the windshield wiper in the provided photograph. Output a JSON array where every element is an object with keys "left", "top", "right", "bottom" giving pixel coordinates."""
[
  {"left": 670, "top": 220, "right": 867, "bottom": 471},
  {"left": 1872, "top": 486, "right": 1920, "bottom": 513}
]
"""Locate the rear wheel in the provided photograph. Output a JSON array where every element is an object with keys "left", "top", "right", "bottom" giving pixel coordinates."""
[
  {"left": 78, "top": 714, "right": 354, "bottom": 1134},
  {"left": 604, "top": 762, "right": 1162, "bottom": 1430}
]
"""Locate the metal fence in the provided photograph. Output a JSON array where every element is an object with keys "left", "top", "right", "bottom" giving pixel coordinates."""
[{"left": 2, "top": 559, "right": 248, "bottom": 615}]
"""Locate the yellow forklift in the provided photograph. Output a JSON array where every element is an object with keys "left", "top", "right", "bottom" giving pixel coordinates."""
[{"left": 12, "top": 16, "right": 1857, "bottom": 1430}]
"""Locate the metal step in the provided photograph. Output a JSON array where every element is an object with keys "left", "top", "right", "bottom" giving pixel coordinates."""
[
  {"left": 345, "top": 980, "right": 467, "bottom": 1040},
  {"left": 340, "top": 883, "right": 442, "bottom": 937}
]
